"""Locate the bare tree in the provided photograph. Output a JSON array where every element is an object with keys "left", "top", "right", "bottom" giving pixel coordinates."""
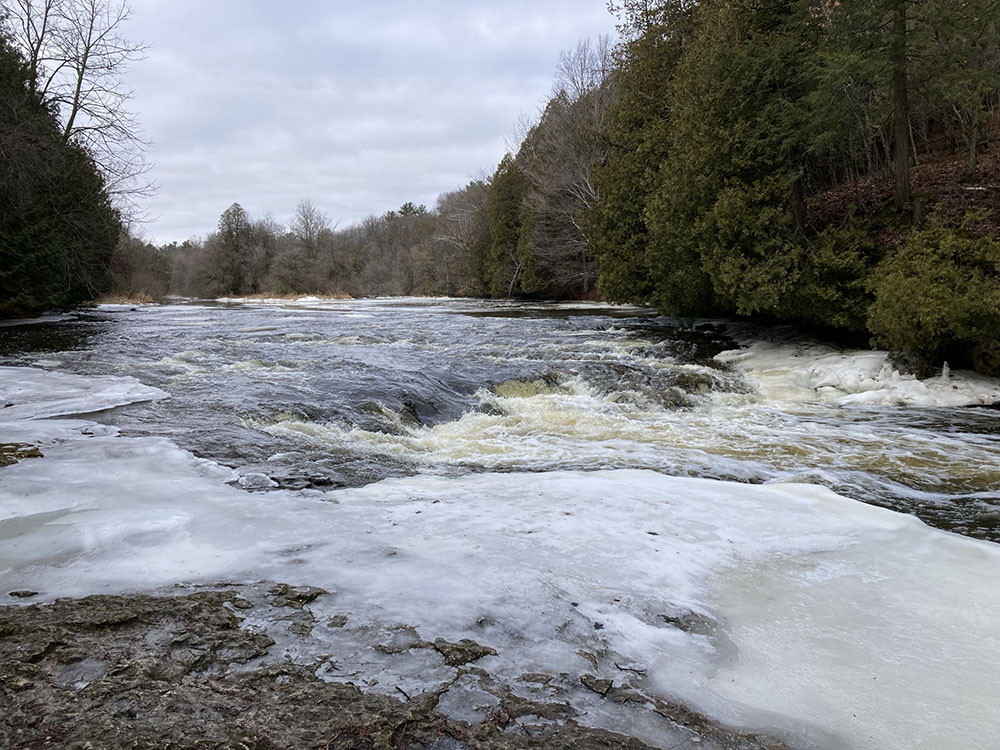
[
  {"left": 290, "top": 199, "right": 331, "bottom": 261},
  {"left": 245, "top": 214, "right": 281, "bottom": 293},
  {"left": 4, "top": 0, "right": 152, "bottom": 213},
  {"left": 505, "top": 110, "right": 537, "bottom": 155},
  {"left": 432, "top": 182, "right": 490, "bottom": 295},
  {"left": 514, "top": 39, "right": 617, "bottom": 296},
  {"left": 553, "top": 35, "right": 613, "bottom": 101}
]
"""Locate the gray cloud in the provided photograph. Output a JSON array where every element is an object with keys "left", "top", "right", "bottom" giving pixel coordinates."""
[{"left": 126, "top": 1, "right": 616, "bottom": 244}]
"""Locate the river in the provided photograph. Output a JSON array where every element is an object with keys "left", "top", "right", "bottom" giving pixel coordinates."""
[{"left": 2, "top": 297, "right": 999, "bottom": 749}]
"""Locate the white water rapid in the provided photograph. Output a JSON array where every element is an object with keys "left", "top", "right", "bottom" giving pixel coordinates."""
[{"left": 2, "top": 299, "right": 999, "bottom": 749}]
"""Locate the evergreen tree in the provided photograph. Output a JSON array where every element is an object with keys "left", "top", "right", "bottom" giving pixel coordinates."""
[
  {"left": 212, "top": 202, "right": 252, "bottom": 295},
  {"left": 0, "top": 28, "right": 120, "bottom": 315},
  {"left": 485, "top": 154, "right": 528, "bottom": 297},
  {"left": 645, "top": 0, "right": 812, "bottom": 317},
  {"left": 587, "top": 1, "right": 693, "bottom": 305}
]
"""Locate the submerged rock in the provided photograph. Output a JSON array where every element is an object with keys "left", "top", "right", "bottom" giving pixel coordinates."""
[
  {"left": 580, "top": 673, "right": 613, "bottom": 696},
  {"left": 658, "top": 610, "right": 718, "bottom": 635},
  {"left": 268, "top": 583, "right": 327, "bottom": 608}
]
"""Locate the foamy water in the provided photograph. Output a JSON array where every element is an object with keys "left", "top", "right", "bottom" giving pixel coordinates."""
[{"left": 2, "top": 299, "right": 999, "bottom": 749}]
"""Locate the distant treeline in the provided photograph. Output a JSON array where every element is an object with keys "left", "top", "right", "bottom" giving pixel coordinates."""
[
  {"left": 4, "top": 1, "right": 1000, "bottom": 375},
  {"left": 145, "top": 0, "right": 1000, "bottom": 374},
  {"left": 162, "top": 199, "right": 482, "bottom": 300}
]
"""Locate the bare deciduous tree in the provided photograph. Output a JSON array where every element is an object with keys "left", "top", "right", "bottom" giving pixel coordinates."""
[
  {"left": 430, "top": 182, "right": 490, "bottom": 295},
  {"left": 514, "top": 38, "right": 617, "bottom": 296},
  {"left": 553, "top": 35, "right": 613, "bottom": 101},
  {"left": 291, "top": 199, "right": 331, "bottom": 261},
  {"left": 4, "top": 0, "right": 152, "bottom": 213}
]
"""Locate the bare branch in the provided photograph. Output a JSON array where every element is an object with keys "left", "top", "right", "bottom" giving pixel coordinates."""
[{"left": 4, "top": 0, "right": 152, "bottom": 219}]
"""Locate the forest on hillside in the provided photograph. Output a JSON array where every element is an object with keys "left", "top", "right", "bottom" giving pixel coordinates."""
[{"left": 2, "top": 0, "right": 999, "bottom": 375}]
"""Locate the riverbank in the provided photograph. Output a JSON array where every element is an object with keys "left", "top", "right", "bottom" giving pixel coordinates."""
[{"left": 0, "top": 586, "right": 786, "bottom": 749}]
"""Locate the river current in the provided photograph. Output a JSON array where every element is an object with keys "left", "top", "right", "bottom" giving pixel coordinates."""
[
  {"left": 2, "top": 297, "right": 999, "bottom": 540},
  {"left": 3, "top": 298, "right": 1000, "bottom": 750}
]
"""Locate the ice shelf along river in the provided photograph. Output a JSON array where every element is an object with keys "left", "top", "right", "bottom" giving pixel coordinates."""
[{"left": 2, "top": 297, "right": 1000, "bottom": 749}]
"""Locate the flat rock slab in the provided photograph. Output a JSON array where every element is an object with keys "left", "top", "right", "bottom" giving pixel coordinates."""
[{"left": 0, "top": 586, "right": 788, "bottom": 750}]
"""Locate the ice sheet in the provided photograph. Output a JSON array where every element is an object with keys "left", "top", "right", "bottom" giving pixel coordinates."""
[
  {"left": 215, "top": 296, "right": 347, "bottom": 305},
  {"left": 0, "top": 366, "right": 168, "bottom": 421},
  {"left": 212, "top": 295, "right": 654, "bottom": 316},
  {"left": 716, "top": 341, "right": 1000, "bottom": 406},
  {"left": 0, "top": 313, "right": 76, "bottom": 327},
  {"left": 92, "top": 303, "right": 157, "bottom": 311}
]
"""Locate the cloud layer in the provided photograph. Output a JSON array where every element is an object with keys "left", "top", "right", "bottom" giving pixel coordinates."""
[{"left": 127, "top": 1, "right": 616, "bottom": 244}]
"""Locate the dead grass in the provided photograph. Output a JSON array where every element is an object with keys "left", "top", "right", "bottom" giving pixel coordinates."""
[{"left": 89, "top": 292, "right": 157, "bottom": 305}]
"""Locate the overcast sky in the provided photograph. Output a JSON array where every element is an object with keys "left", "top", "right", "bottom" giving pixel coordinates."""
[{"left": 125, "top": 1, "right": 617, "bottom": 245}]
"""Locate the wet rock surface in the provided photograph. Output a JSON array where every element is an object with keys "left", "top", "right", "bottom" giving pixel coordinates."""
[
  {"left": 6, "top": 590, "right": 39, "bottom": 599},
  {"left": 0, "top": 586, "right": 790, "bottom": 749},
  {"left": 0, "top": 443, "right": 43, "bottom": 467},
  {"left": 268, "top": 583, "right": 328, "bottom": 609}
]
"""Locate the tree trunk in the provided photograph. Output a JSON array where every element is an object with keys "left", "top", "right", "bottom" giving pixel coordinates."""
[
  {"left": 891, "top": 0, "right": 911, "bottom": 211},
  {"left": 968, "top": 118, "right": 979, "bottom": 180}
]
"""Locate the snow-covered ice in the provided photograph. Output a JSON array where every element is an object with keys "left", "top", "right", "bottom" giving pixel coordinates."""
[
  {"left": 2, "top": 365, "right": 1000, "bottom": 750},
  {"left": 716, "top": 340, "right": 1000, "bottom": 407},
  {"left": 0, "top": 313, "right": 76, "bottom": 327},
  {"left": 0, "top": 366, "right": 168, "bottom": 421}
]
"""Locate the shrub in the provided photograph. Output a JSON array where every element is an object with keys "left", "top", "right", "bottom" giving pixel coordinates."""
[
  {"left": 868, "top": 215, "right": 1000, "bottom": 377},
  {"left": 787, "top": 226, "right": 875, "bottom": 332}
]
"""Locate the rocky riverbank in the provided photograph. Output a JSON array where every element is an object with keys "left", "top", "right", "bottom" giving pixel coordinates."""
[{"left": 0, "top": 584, "right": 787, "bottom": 750}]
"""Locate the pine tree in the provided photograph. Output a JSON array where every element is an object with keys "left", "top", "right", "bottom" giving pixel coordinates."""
[
  {"left": 587, "top": 1, "right": 693, "bottom": 305},
  {"left": 644, "top": 0, "right": 812, "bottom": 317}
]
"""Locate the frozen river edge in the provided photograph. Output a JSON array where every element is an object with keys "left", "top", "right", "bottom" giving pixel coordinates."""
[
  {"left": 0, "top": 585, "right": 786, "bottom": 750},
  {"left": 0, "top": 366, "right": 790, "bottom": 749},
  {"left": 3, "top": 315, "right": 1000, "bottom": 750}
]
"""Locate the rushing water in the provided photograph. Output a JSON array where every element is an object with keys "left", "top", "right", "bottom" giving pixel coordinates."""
[
  {"left": 2, "top": 297, "right": 999, "bottom": 540},
  {"left": 4, "top": 298, "right": 1000, "bottom": 750}
]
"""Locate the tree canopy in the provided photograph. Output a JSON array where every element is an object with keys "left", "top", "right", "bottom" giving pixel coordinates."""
[
  {"left": 4, "top": 0, "right": 998, "bottom": 377},
  {"left": 0, "top": 24, "right": 120, "bottom": 315}
]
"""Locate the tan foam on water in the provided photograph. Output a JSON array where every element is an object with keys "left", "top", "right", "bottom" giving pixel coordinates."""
[
  {"left": 491, "top": 378, "right": 568, "bottom": 399},
  {"left": 253, "top": 376, "right": 1000, "bottom": 494},
  {"left": 230, "top": 358, "right": 306, "bottom": 372}
]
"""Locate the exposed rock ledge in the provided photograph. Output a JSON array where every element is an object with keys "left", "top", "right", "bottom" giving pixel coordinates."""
[{"left": 0, "top": 585, "right": 788, "bottom": 750}]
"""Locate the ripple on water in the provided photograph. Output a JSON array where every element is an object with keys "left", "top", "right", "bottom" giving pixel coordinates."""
[{"left": 2, "top": 299, "right": 999, "bottom": 540}]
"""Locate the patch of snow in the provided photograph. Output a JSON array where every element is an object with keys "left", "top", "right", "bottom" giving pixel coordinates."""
[
  {"left": 0, "top": 313, "right": 75, "bottom": 327},
  {"left": 215, "top": 296, "right": 349, "bottom": 306},
  {"left": 530, "top": 301, "right": 655, "bottom": 312},
  {"left": 92, "top": 303, "right": 154, "bottom": 311},
  {"left": 237, "top": 472, "right": 278, "bottom": 490}
]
